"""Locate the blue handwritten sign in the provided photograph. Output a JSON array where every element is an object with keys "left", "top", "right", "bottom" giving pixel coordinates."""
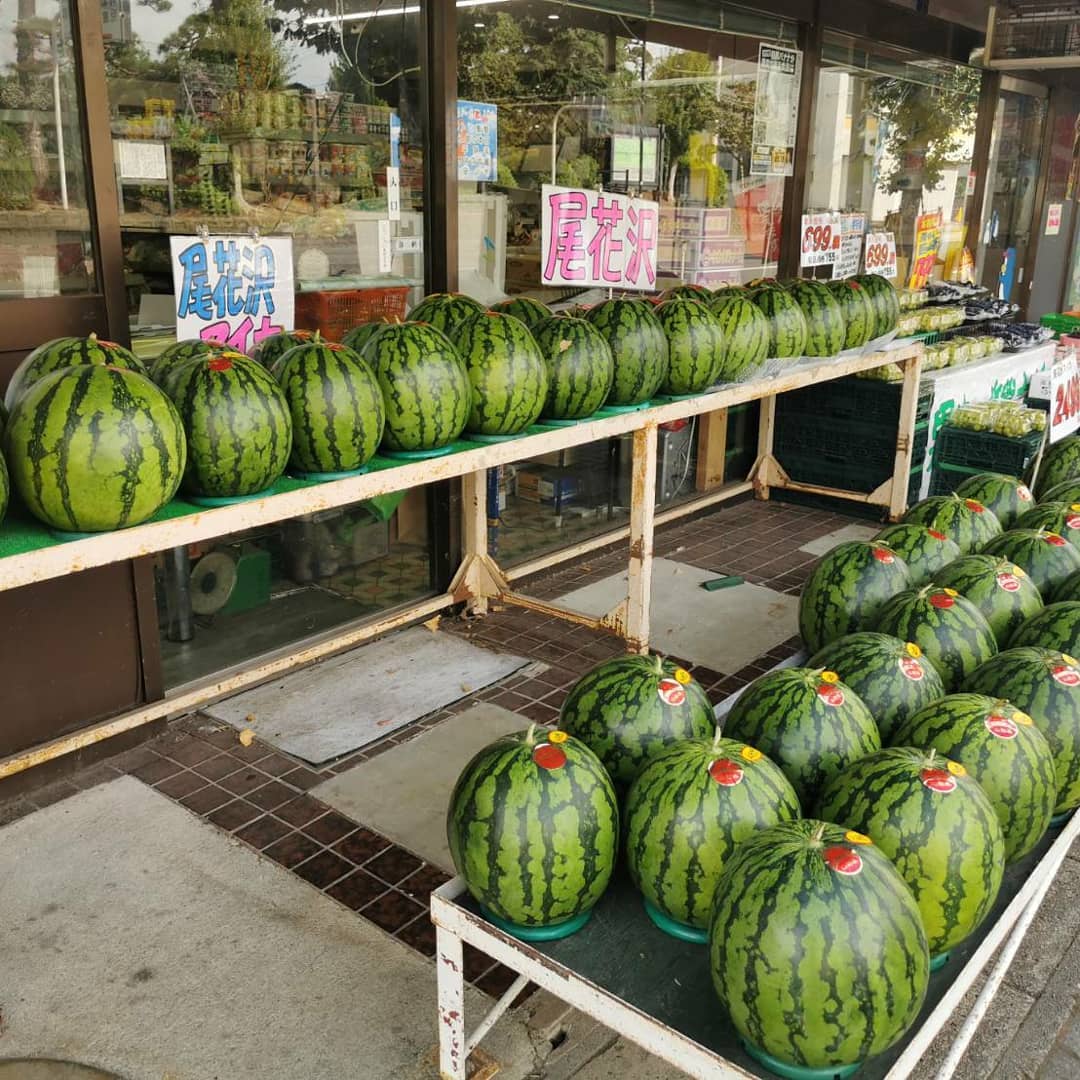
[{"left": 457, "top": 100, "right": 498, "bottom": 182}]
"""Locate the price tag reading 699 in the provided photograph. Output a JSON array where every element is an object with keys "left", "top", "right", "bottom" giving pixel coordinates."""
[
  {"left": 800, "top": 213, "right": 841, "bottom": 268},
  {"left": 1052, "top": 356, "right": 1080, "bottom": 443},
  {"left": 863, "top": 232, "right": 897, "bottom": 279}
]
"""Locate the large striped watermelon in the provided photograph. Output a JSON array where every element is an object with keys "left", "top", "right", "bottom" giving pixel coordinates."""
[
  {"left": 165, "top": 352, "right": 291, "bottom": 498},
  {"left": 709, "top": 819, "right": 929, "bottom": 1072},
  {"left": 249, "top": 329, "right": 315, "bottom": 370},
  {"left": 750, "top": 287, "right": 809, "bottom": 359},
  {"left": 874, "top": 523, "right": 962, "bottom": 586},
  {"left": 584, "top": 299, "right": 668, "bottom": 405},
  {"left": 408, "top": 292, "right": 485, "bottom": 336},
  {"left": 659, "top": 284, "right": 710, "bottom": 302},
  {"left": 799, "top": 540, "right": 913, "bottom": 653},
  {"left": 1055, "top": 568, "right": 1080, "bottom": 603},
  {"left": 815, "top": 746, "right": 1005, "bottom": 956},
  {"left": 982, "top": 528, "right": 1080, "bottom": 599},
  {"left": 933, "top": 554, "right": 1043, "bottom": 648},
  {"left": 872, "top": 585, "right": 997, "bottom": 691},
  {"left": 787, "top": 281, "right": 846, "bottom": 357},
  {"left": 360, "top": 323, "right": 470, "bottom": 452},
  {"left": 625, "top": 732, "right": 800, "bottom": 932},
  {"left": 559, "top": 655, "right": 714, "bottom": 788},
  {"left": 272, "top": 340, "right": 385, "bottom": 474},
  {"left": 903, "top": 493, "right": 1002, "bottom": 554},
  {"left": 723, "top": 667, "right": 880, "bottom": 805},
  {"left": 150, "top": 339, "right": 230, "bottom": 386},
  {"left": 828, "top": 280, "right": 875, "bottom": 350},
  {"left": 1040, "top": 478, "right": 1080, "bottom": 506},
  {"left": 808, "top": 632, "right": 945, "bottom": 743},
  {"left": 851, "top": 275, "right": 900, "bottom": 339},
  {"left": 1033, "top": 434, "right": 1080, "bottom": 498},
  {"left": 4, "top": 366, "right": 185, "bottom": 531},
  {"left": 5, "top": 334, "right": 148, "bottom": 410},
  {"left": 1010, "top": 602, "right": 1080, "bottom": 657},
  {"left": 954, "top": 472, "right": 1034, "bottom": 529},
  {"left": 452, "top": 311, "right": 548, "bottom": 436},
  {"left": 446, "top": 725, "right": 618, "bottom": 930},
  {"left": 707, "top": 292, "right": 769, "bottom": 379},
  {"left": 342, "top": 321, "right": 388, "bottom": 354},
  {"left": 965, "top": 647, "right": 1080, "bottom": 814},
  {"left": 489, "top": 296, "right": 551, "bottom": 328},
  {"left": 531, "top": 317, "right": 613, "bottom": 420},
  {"left": 890, "top": 694, "right": 1055, "bottom": 862},
  {"left": 655, "top": 300, "right": 725, "bottom": 394},
  {"left": 1017, "top": 501, "right": 1080, "bottom": 549},
  {"left": 0, "top": 448, "right": 9, "bottom": 526}
]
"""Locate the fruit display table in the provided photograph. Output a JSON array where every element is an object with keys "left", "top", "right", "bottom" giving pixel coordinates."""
[{"left": 431, "top": 746, "right": 1080, "bottom": 1080}]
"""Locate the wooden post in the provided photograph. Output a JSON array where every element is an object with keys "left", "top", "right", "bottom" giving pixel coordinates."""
[
  {"left": 460, "top": 469, "right": 489, "bottom": 615},
  {"left": 626, "top": 424, "right": 658, "bottom": 654},
  {"left": 755, "top": 395, "right": 778, "bottom": 501},
  {"left": 889, "top": 346, "right": 925, "bottom": 520},
  {"left": 695, "top": 409, "right": 729, "bottom": 491}
]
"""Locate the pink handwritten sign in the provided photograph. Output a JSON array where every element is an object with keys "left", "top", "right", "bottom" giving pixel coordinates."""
[{"left": 540, "top": 184, "right": 658, "bottom": 291}]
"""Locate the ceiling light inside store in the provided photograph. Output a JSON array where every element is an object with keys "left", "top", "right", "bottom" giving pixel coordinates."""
[{"left": 306, "top": 0, "right": 506, "bottom": 26}]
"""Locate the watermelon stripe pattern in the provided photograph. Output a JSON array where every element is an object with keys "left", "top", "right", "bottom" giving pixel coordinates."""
[
  {"left": 1042, "top": 478, "right": 1080, "bottom": 506},
  {"left": 1033, "top": 435, "right": 1080, "bottom": 499},
  {"left": 1017, "top": 501, "right": 1080, "bottom": 549},
  {"left": 150, "top": 339, "right": 227, "bottom": 385},
  {"left": 408, "top": 292, "right": 485, "bottom": 337},
  {"left": 531, "top": 317, "right": 613, "bottom": 420},
  {"left": 707, "top": 292, "right": 769, "bottom": 380},
  {"left": 655, "top": 300, "right": 725, "bottom": 394},
  {"left": 954, "top": 472, "right": 1034, "bottom": 529},
  {"left": 489, "top": 297, "right": 551, "bottom": 328},
  {"left": 851, "top": 275, "right": 900, "bottom": 339},
  {"left": 982, "top": 528, "right": 1080, "bottom": 599},
  {"left": 933, "top": 554, "right": 1043, "bottom": 648},
  {"left": 787, "top": 281, "right": 846, "bottom": 357},
  {"left": 874, "top": 523, "right": 962, "bottom": 586},
  {"left": 584, "top": 299, "right": 669, "bottom": 405},
  {"left": 1010, "top": 601, "right": 1080, "bottom": 656},
  {"left": 750, "top": 287, "right": 808, "bottom": 359},
  {"left": 250, "top": 329, "right": 315, "bottom": 371},
  {"left": 342, "top": 322, "right": 388, "bottom": 355},
  {"left": 828, "top": 281, "right": 875, "bottom": 350},
  {"left": 903, "top": 494, "right": 1002, "bottom": 554}
]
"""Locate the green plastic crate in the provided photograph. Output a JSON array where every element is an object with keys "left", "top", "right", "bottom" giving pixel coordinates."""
[
  {"left": 1040, "top": 313, "right": 1080, "bottom": 339},
  {"left": 929, "top": 426, "right": 1045, "bottom": 496}
]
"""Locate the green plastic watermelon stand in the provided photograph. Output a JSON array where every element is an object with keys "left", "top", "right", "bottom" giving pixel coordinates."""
[
  {"left": 597, "top": 401, "right": 652, "bottom": 414},
  {"left": 49, "top": 528, "right": 104, "bottom": 542},
  {"left": 653, "top": 391, "right": 702, "bottom": 403},
  {"left": 379, "top": 444, "right": 462, "bottom": 461},
  {"left": 467, "top": 431, "right": 527, "bottom": 444},
  {"left": 288, "top": 465, "right": 370, "bottom": 482},
  {"left": 740, "top": 1040, "right": 861, "bottom": 1080},
  {"left": 479, "top": 906, "right": 592, "bottom": 942},
  {"left": 186, "top": 488, "right": 276, "bottom": 508},
  {"left": 929, "top": 951, "right": 950, "bottom": 972},
  {"left": 536, "top": 414, "right": 600, "bottom": 428},
  {"left": 1051, "top": 809, "right": 1075, "bottom": 829},
  {"left": 642, "top": 899, "right": 708, "bottom": 944}
]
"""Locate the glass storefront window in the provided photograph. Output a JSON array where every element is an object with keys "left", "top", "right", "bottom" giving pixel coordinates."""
[{"left": 0, "top": 0, "right": 96, "bottom": 298}]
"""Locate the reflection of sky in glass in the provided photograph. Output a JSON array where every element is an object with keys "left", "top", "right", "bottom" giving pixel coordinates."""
[{"left": 0, "top": 0, "right": 62, "bottom": 69}]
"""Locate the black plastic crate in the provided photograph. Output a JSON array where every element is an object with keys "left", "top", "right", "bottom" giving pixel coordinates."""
[
  {"left": 929, "top": 425, "right": 1046, "bottom": 495},
  {"left": 776, "top": 375, "right": 934, "bottom": 428}
]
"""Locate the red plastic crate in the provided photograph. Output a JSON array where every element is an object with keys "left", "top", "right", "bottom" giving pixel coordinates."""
[{"left": 294, "top": 286, "right": 410, "bottom": 341}]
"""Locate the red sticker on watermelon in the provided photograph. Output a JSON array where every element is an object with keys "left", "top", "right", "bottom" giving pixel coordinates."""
[
  {"left": 208, "top": 357, "right": 234, "bottom": 372},
  {"left": 898, "top": 656, "right": 924, "bottom": 682},
  {"left": 927, "top": 529, "right": 948, "bottom": 541},
  {"left": 824, "top": 847, "right": 863, "bottom": 876},
  {"left": 871, "top": 547, "right": 894, "bottom": 564},
  {"left": 817, "top": 684, "right": 845, "bottom": 707},
  {"left": 929, "top": 592, "right": 955, "bottom": 609},
  {"left": 965, "top": 500, "right": 984, "bottom": 514},
  {"left": 1067, "top": 514, "right": 1080, "bottom": 531},
  {"left": 921, "top": 768, "right": 957, "bottom": 793},
  {"left": 533, "top": 743, "right": 567, "bottom": 770},
  {"left": 996, "top": 572, "right": 1021, "bottom": 593},
  {"left": 657, "top": 679, "right": 686, "bottom": 706},
  {"left": 1046, "top": 533, "right": 1067, "bottom": 547},
  {"left": 708, "top": 758, "right": 744, "bottom": 787},
  {"left": 985, "top": 714, "right": 1018, "bottom": 740},
  {"left": 1053, "top": 665, "right": 1080, "bottom": 687}
]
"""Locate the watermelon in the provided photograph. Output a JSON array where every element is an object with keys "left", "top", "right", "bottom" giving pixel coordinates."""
[
  {"left": 559, "top": 655, "right": 714, "bottom": 788},
  {"left": 659, "top": 284, "right": 710, "bottom": 302},
  {"left": 709, "top": 819, "right": 929, "bottom": 1072},
  {"left": 981, "top": 528, "right": 1080, "bottom": 599},
  {"left": 408, "top": 291, "right": 485, "bottom": 336},
  {"left": 625, "top": 731, "right": 800, "bottom": 931},
  {"left": 530, "top": 317, "right": 613, "bottom": 420},
  {"left": 807, "top": 632, "right": 945, "bottom": 743},
  {"left": 489, "top": 296, "right": 551, "bottom": 328},
  {"left": 828, "top": 280, "right": 875, "bottom": 349},
  {"left": 1054, "top": 568, "right": 1080, "bottom": 603},
  {"left": 341, "top": 322, "right": 388, "bottom": 354},
  {"left": 4, "top": 366, "right": 185, "bottom": 531},
  {"left": 1010, "top": 601, "right": 1080, "bottom": 656},
  {"left": 150, "top": 339, "right": 229, "bottom": 385},
  {"left": 711, "top": 284, "right": 749, "bottom": 297},
  {"left": 815, "top": 746, "right": 1005, "bottom": 956},
  {"left": 872, "top": 585, "right": 997, "bottom": 692},
  {"left": 706, "top": 292, "right": 769, "bottom": 379},
  {"left": 933, "top": 554, "right": 1043, "bottom": 647},
  {"left": 5, "top": 334, "right": 148, "bottom": 410},
  {"left": 165, "top": 352, "right": 291, "bottom": 498},
  {"left": 0, "top": 448, "right": 9, "bottom": 526},
  {"left": 1040, "top": 478, "right": 1080, "bottom": 507},
  {"left": 451, "top": 311, "right": 548, "bottom": 436},
  {"left": 249, "top": 329, "right": 315, "bottom": 370},
  {"left": 954, "top": 472, "right": 1034, "bottom": 529},
  {"left": 1017, "top": 501, "right": 1080, "bottom": 549},
  {"left": 654, "top": 300, "right": 725, "bottom": 394},
  {"left": 584, "top": 299, "right": 668, "bottom": 405},
  {"left": 902, "top": 493, "right": 1003, "bottom": 554},
  {"left": 749, "top": 287, "right": 809, "bottom": 358},
  {"left": 874, "top": 523, "right": 962, "bottom": 586},
  {"left": 446, "top": 725, "right": 618, "bottom": 929},
  {"left": 787, "top": 280, "right": 846, "bottom": 357},
  {"left": 964, "top": 647, "right": 1080, "bottom": 814},
  {"left": 272, "top": 340, "right": 385, "bottom": 474},
  {"left": 360, "top": 323, "right": 470, "bottom": 452},
  {"left": 851, "top": 275, "right": 900, "bottom": 339},
  {"left": 1032, "top": 434, "right": 1080, "bottom": 498},
  {"left": 799, "top": 540, "right": 913, "bottom": 653},
  {"left": 889, "top": 694, "right": 1055, "bottom": 862},
  {"left": 723, "top": 667, "right": 881, "bottom": 805},
  {"left": 0, "top": 399, "right": 6, "bottom": 438}
]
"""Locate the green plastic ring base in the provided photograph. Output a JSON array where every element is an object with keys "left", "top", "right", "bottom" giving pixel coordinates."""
[
  {"left": 929, "top": 951, "right": 951, "bottom": 972},
  {"left": 479, "top": 906, "right": 592, "bottom": 942},
  {"left": 50, "top": 528, "right": 103, "bottom": 541},
  {"left": 467, "top": 431, "right": 527, "bottom": 444},
  {"left": 186, "top": 488, "right": 276, "bottom": 507},
  {"left": 654, "top": 391, "right": 702, "bottom": 402},
  {"left": 740, "top": 1041, "right": 861, "bottom": 1080},
  {"left": 380, "top": 444, "right": 457, "bottom": 460},
  {"left": 536, "top": 413, "right": 600, "bottom": 427},
  {"left": 1051, "top": 809, "right": 1075, "bottom": 829},
  {"left": 289, "top": 465, "right": 370, "bottom": 482},
  {"left": 643, "top": 899, "right": 708, "bottom": 944},
  {"left": 598, "top": 400, "right": 652, "bottom": 414}
]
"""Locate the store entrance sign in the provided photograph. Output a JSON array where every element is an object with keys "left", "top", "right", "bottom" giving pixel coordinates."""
[
  {"left": 171, "top": 235, "right": 294, "bottom": 354},
  {"left": 1051, "top": 353, "right": 1080, "bottom": 442},
  {"left": 799, "top": 213, "right": 842, "bottom": 268},
  {"left": 909, "top": 211, "right": 943, "bottom": 289},
  {"left": 864, "top": 232, "right": 897, "bottom": 279},
  {"left": 540, "top": 185, "right": 659, "bottom": 290}
]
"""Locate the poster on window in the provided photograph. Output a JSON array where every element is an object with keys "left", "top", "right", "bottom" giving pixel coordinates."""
[
  {"left": 909, "top": 211, "right": 943, "bottom": 289},
  {"left": 540, "top": 184, "right": 658, "bottom": 290},
  {"left": 750, "top": 44, "right": 801, "bottom": 177},
  {"left": 170, "top": 235, "right": 294, "bottom": 355},
  {"left": 799, "top": 213, "right": 842, "bottom": 268},
  {"left": 457, "top": 101, "right": 498, "bottom": 182}
]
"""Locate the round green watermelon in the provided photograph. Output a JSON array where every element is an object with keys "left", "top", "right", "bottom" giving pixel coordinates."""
[
  {"left": 828, "top": 280, "right": 876, "bottom": 350},
  {"left": 808, "top": 632, "right": 945, "bottom": 743},
  {"left": 710, "top": 819, "right": 929, "bottom": 1072},
  {"left": 342, "top": 321, "right": 389, "bottom": 354},
  {"left": 1033, "top": 434, "right": 1080, "bottom": 498},
  {"left": 1010, "top": 602, "right": 1080, "bottom": 658},
  {"left": 531, "top": 316, "right": 613, "bottom": 421},
  {"left": 954, "top": 472, "right": 1034, "bottom": 529},
  {"left": 749, "top": 286, "right": 809, "bottom": 359},
  {"left": 903, "top": 493, "right": 1002, "bottom": 554},
  {"left": 446, "top": 725, "right": 618, "bottom": 929},
  {"left": 5, "top": 333, "right": 148, "bottom": 411},
  {"left": 559, "top": 655, "right": 714, "bottom": 789},
  {"left": 165, "top": 352, "right": 292, "bottom": 498},
  {"left": 655, "top": 300, "right": 725, "bottom": 394},
  {"left": 5, "top": 366, "right": 185, "bottom": 531},
  {"left": 272, "top": 340, "right": 385, "bottom": 474},
  {"left": 1017, "top": 501, "right": 1080, "bottom": 549},
  {"left": 890, "top": 693, "right": 1055, "bottom": 862},
  {"left": 1040, "top": 478, "right": 1080, "bottom": 506},
  {"left": 150, "top": 339, "right": 229, "bottom": 386},
  {"left": 799, "top": 540, "right": 913, "bottom": 653},
  {"left": 585, "top": 299, "right": 669, "bottom": 405},
  {"left": 874, "top": 523, "right": 962, "bottom": 586},
  {"left": 933, "top": 554, "right": 1044, "bottom": 648},
  {"left": 1054, "top": 567, "right": 1080, "bottom": 603},
  {"left": 723, "top": 667, "right": 880, "bottom": 805},
  {"left": 787, "top": 280, "right": 846, "bottom": 357},
  {"left": 815, "top": 746, "right": 1005, "bottom": 956},
  {"left": 707, "top": 291, "right": 769, "bottom": 379},
  {"left": 659, "top": 284, "right": 710, "bottom": 302},
  {"left": 489, "top": 296, "right": 551, "bottom": 328},
  {"left": 625, "top": 732, "right": 800, "bottom": 931},
  {"left": 360, "top": 323, "right": 470, "bottom": 452},
  {"left": 851, "top": 275, "right": 900, "bottom": 339},
  {"left": 249, "top": 329, "right": 316, "bottom": 370},
  {"left": 982, "top": 528, "right": 1080, "bottom": 599},
  {"left": 408, "top": 291, "right": 485, "bottom": 336},
  {"left": 872, "top": 585, "right": 997, "bottom": 692}
]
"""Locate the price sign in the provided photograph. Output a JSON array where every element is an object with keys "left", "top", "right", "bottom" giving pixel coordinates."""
[
  {"left": 864, "top": 232, "right": 897, "bottom": 279},
  {"left": 1051, "top": 354, "right": 1080, "bottom": 442},
  {"left": 800, "top": 213, "right": 842, "bottom": 268},
  {"left": 909, "top": 211, "right": 943, "bottom": 289}
]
